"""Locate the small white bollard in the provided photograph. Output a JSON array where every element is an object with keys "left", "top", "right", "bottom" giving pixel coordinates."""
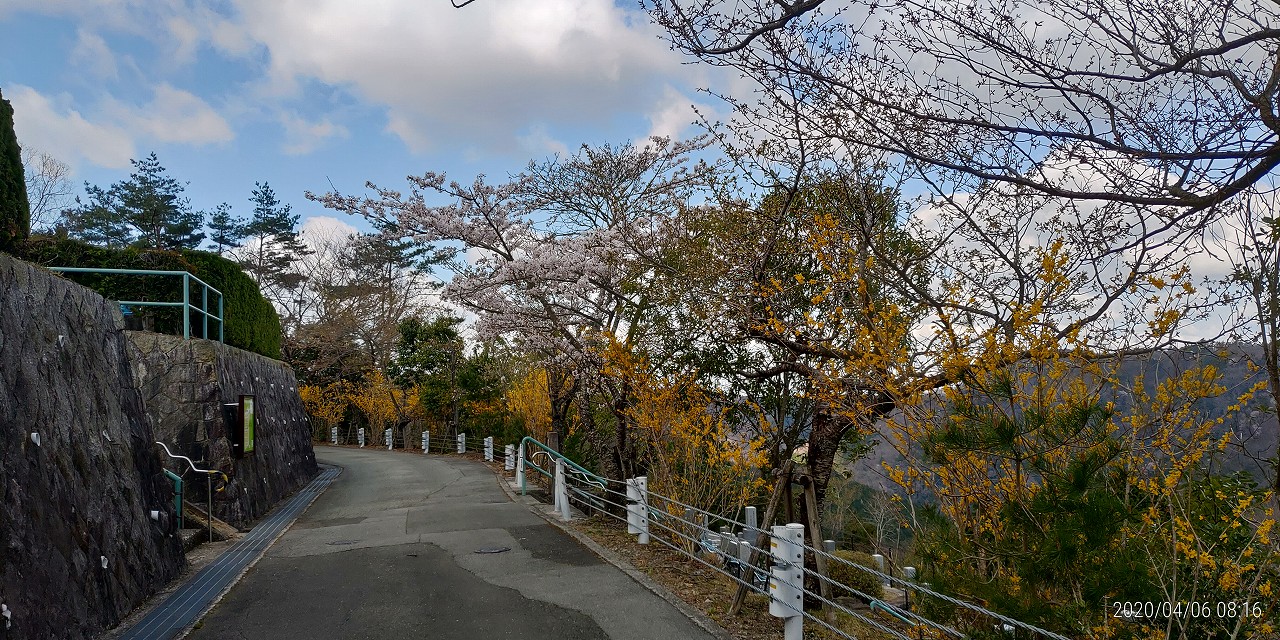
[
  {"left": 555, "top": 459, "right": 571, "bottom": 521},
  {"left": 330, "top": 426, "right": 337, "bottom": 445},
  {"left": 504, "top": 444, "right": 515, "bottom": 471},
  {"left": 635, "top": 476, "right": 649, "bottom": 544},
  {"left": 385, "top": 428, "right": 392, "bottom": 450},
  {"left": 516, "top": 442, "right": 526, "bottom": 491},
  {"left": 552, "top": 459, "right": 562, "bottom": 512},
  {"left": 456, "top": 433, "right": 466, "bottom": 454},
  {"left": 743, "top": 505, "right": 759, "bottom": 559},
  {"left": 484, "top": 436, "right": 494, "bottom": 462},
  {"left": 769, "top": 523, "right": 805, "bottom": 640},
  {"left": 872, "top": 553, "right": 888, "bottom": 587},
  {"left": 358, "top": 428, "right": 365, "bottom": 447},
  {"left": 422, "top": 430, "right": 430, "bottom": 454}
]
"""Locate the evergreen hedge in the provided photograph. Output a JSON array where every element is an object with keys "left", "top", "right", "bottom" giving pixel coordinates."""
[
  {"left": 827, "top": 550, "right": 885, "bottom": 602},
  {"left": 0, "top": 87, "right": 31, "bottom": 252},
  {"left": 17, "top": 237, "right": 282, "bottom": 358}
]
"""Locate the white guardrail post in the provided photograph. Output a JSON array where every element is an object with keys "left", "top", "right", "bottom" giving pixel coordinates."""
[
  {"left": 504, "top": 444, "right": 515, "bottom": 471},
  {"left": 330, "top": 426, "right": 337, "bottom": 445},
  {"left": 872, "top": 553, "right": 888, "bottom": 587},
  {"left": 627, "top": 479, "right": 641, "bottom": 533},
  {"left": 385, "top": 428, "right": 392, "bottom": 450},
  {"left": 516, "top": 442, "right": 526, "bottom": 491},
  {"left": 769, "top": 523, "right": 805, "bottom": 640},
  {"left": 636, "top": 476, "right": 649, "bottom": 544},
  {"left": 555, "top": 459, "right": 571, "bottom": 521},
  {"left": 422, "top": 430, "right": 429, "bottom": 454},
  {"left": 484, "top": 436, "right": 494, "bottom": 462},
  {"left": 358, "top": 427, "right": 365, "bottom": 447},
  {"left": 625, "top": 477, "right": 650, "bottom": 544},
  {"left": 741, "top": 506, "right": 758, "bottom": 565},
  {"left": 457, "top": 433, "right": 466, "bottom": 454}
]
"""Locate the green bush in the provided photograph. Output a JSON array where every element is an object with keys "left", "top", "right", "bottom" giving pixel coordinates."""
[
  {"left": 827, "top": 550, "right": 884, "bottom": 601},
  {"left": 17, "top": 236, "right": 281, "bottom": 358},
  {"left": 0, "top": 87, "right": 30, "bottom": 252},
  {"left": 181, "top": 250, "right": 281, "bottom": 358}
]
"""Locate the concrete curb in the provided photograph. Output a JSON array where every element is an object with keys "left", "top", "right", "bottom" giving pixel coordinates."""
[
  {"left": 113, "top": 464, "right": 342, "bottom": 640},
  {"left": 492, "top": 469, "right": 737, "bottom": 640}
]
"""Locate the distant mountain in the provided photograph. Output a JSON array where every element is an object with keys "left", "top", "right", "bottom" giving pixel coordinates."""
[{"left": 845, "top": 343, "right": 1278, "bottom": 503}]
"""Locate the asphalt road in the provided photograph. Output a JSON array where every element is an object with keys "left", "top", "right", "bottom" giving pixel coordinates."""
[{"left": 187, "top": 446, "right": 719, "bottom": 640}]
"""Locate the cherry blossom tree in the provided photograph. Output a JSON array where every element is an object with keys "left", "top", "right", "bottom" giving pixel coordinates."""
[
  {"left": 312, "top": 136, "right": 722, "bottom": 477},
  {"left": 647, "top": 0, "right": 1280, "bottom": 211}
]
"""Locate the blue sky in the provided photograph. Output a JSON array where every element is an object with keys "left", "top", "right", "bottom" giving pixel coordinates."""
[{"left": 0, "top": 0, "right": 714, "bottom": 235}]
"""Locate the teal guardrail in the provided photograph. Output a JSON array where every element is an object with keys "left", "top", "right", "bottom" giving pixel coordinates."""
[
  {"left": 46, "top": 267, "right": 224, "bottom": 342},
  {"left": 518, "top": 436, "right": 606, "bottom": 495},
  {"left": 163, "top": 469, "right": 184, "bottom": 526}
]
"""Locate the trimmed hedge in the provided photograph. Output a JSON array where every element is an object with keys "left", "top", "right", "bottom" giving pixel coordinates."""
[
  {"left": 827, "top": 550, "right": 885, "bottom": 601},
  {"left": 16, "top": 237, "right": 281, "bottom": 358},
  {"left": 0, "top": 87, "right": 30, "bottom": 252},
  {"left": 181, "top": 250, "right": 281, "bottom": 358}
]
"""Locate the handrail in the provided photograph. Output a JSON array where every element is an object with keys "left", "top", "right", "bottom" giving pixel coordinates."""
[
  {"left": 518, "top": 436, "right": 606, "bottom": 495},
  {"left": 163, "top": 469, "right": 184, "bottom": 528},
  {"left": 156, "top": 441, "right": 216, "bottom": 474},
  {"left": 155, "top": 441, "right": 223, "bottom": 543},
  {"left": 46, "top": 267, "right": 224, "bottom": 342}
]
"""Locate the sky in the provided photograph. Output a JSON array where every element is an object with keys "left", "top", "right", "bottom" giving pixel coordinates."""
[{"left": 0, "top": 0, "right": 715, "bottom": 236}]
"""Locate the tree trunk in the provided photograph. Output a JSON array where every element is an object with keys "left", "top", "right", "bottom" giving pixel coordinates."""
[{"left": 548, "top": 366, "right": 578, "bottom": 444}]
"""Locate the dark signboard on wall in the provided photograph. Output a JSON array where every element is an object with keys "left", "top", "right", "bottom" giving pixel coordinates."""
[{"left": 228, "top": 395, "right": 256, "bottom": 457}]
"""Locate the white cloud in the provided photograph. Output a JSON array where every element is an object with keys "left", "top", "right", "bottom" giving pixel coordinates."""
[
  {"left": 7, "top": 85, "right": 136, "bottom": 170},
  {"left": 3, "top": 0, "right": 723, "bottom": 169},
  {"left": 104, "top": 84, "right": 234, "bottom": 145},
  {"left": 5, "top": 82, "right": 232, "bottom": 174},
  {"left": 221, "top": 0, "right": 698, "bottom": 153},
  {"left": 300, "top": 215, "right": 359, "bottom": 245},
  {"left": 516, "top": 124, "right": 569, "bottom": 158},
  {"left": 646, "top": 85, "right": 704, "bottom": 141},
  {"left": 164, "top": 15, "right": 201, "bottom": 65},
  {"left": 279, "top": 112, "right": 349, "bottom": 156},
  {"left": 69, "top": 29, "right": 118, "bottom": 78}
]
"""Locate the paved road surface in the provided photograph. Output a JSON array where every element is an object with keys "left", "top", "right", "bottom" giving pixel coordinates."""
[{"left": 188, "top": 446, "right": 719, "bottom": 640}]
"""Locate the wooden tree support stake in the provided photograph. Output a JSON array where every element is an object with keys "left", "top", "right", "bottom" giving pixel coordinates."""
[
  {"left": 728, "top": 460, "right": 793, "bottom": 616},
  {"left": 801, "top": 473, "right": 835, "bottom": 625}
]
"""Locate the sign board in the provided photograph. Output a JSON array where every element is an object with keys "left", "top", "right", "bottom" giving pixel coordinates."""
[
  {"left": 228, "top": 395, "right": 256, "bottom": 457},
  {"left": 241, "top": 395, "right": 255, "bottom": 455}
]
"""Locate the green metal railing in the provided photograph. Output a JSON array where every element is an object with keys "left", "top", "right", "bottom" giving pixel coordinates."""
[
  {"left": 163, "top": 468, "right": 184, "bottom": 527},
  {"left": 518, "top": 436, "right": 606, "bottom": 495},
  {"left": 46, "top": 267, "right": 224, "bottom": 342}
]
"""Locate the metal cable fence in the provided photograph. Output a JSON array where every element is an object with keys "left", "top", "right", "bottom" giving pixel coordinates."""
[
  {"left": 321, "top": 432, "right": 1072, "bottom": 639},
  {"left": 519, "top": 437, "right": 1073, "bottom": 640}
]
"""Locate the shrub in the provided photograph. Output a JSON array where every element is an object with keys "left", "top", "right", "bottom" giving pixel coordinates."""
[
  {"left": 17, "top": 236, "right": 281, "bottom": 358},
  {"left": 0, "top": 88, "right": 30, "bottom": 252},
  {"left": 827, "top": 550, "right": 884, "bottom": 601},
  {"left": 181, "top": 250, "right": 281, "bottom": 358}
]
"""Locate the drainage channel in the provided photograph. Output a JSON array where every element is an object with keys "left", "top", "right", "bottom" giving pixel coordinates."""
[{"left": 118, "top": 464, "right": 342, "bottom": 640}]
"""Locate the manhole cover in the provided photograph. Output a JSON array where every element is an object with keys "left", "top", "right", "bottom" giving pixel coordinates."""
[
  {"left": 474, "top": 547, "right": 511, "bottom": 554},
  {"left": 328, "top": 540, "right": 359, "bottom": 546}
]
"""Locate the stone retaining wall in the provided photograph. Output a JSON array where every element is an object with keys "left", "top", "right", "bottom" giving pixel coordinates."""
[
  {"left": 0, "top": 254, "right": 185, "bottom": 640},
  {"left": 0, "top": 253, "right": 317, "bottom": 638},
  {"left": 126, "top": 333, "right": 318, "bottom": 528}
]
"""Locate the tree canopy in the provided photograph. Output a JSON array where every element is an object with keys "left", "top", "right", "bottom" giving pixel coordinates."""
[{"left": 65, "top": 153, "right": 204, "bottom": 250}]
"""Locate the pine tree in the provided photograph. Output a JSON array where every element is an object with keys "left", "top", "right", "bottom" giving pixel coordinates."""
[
  {"left": 206, "top": 202, "right": 246, "bottom": 255},
  {"left": 238, "top": 181, "right": 310, "bottom": 299},
  {"left": 66, "top": 153, "right": 205, "bottom": 250},
  {"left": 0, "top": 86, "right": 31, "bottom": 251},
  {"left": 64, "top": 184, "right": 132, "bottom": 247}
]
